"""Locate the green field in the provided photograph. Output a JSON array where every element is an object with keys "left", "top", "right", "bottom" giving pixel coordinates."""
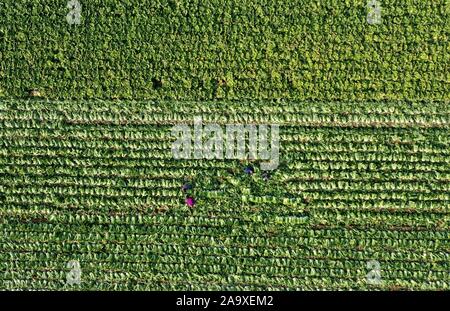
[
  {"left": 0, "top": 100, "right": 448, "bottom": 290},
  {"left": 0, "top": 0, "right": 449, "bottom": 100},
  {"left": 0, "top": 0, "right": 449, "bottom": 291}
]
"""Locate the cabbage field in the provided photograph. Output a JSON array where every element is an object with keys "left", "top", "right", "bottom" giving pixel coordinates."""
[{"left": 0, "top": 1, "right": 449, "bottom": 290}]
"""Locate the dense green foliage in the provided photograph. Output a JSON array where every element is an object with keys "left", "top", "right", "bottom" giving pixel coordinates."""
[
  {"left": 0, "top": 0, "right": 449, "bottom": 291},
  {"left": 1, "top": 100, "right": 448, "bottom": 290},
  {"left": 0, "top": 0, "right": 449, "bottom": 100}
]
